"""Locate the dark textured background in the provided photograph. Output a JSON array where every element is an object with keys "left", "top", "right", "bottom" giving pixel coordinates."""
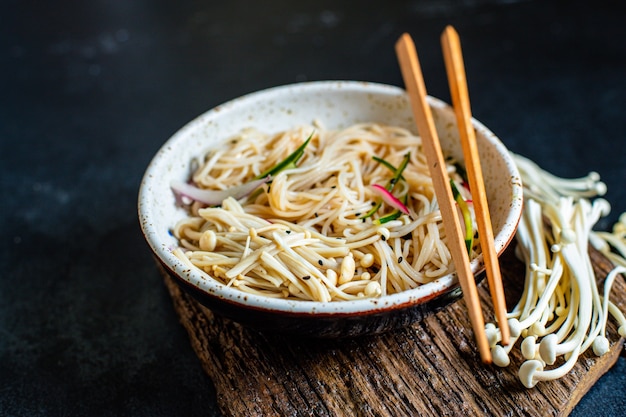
[{"left": 1, "top": 0, "right": 625, "bottom": 415}]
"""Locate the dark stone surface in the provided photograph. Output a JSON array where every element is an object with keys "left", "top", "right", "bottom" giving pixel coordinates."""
[{"left": 1, "top": 0, "right": 624, "bottom": 415}]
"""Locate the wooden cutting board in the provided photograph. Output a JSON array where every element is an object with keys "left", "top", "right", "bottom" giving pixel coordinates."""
[{"left": 161, "top": 245, "right": 625, "bottom": 417}]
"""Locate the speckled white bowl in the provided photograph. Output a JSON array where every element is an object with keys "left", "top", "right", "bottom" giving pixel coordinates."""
[{"left": 138, "top": 81, "right": 523, "bottom": 337}]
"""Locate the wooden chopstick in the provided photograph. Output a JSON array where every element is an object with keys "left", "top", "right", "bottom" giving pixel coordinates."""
[
  {"left": 395, "top": 33, "right": 492, "bottom": 364},
  {"left": 440, "top": 25, "right": 510, "bottom": 346}
]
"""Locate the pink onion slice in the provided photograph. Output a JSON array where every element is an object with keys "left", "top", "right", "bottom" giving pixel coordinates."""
[
  {"left": 370, "top": 184, "right": 409, "bottom": 215},
  {"left": 170, "top": 176, "right": 270, "bottom": 206}
]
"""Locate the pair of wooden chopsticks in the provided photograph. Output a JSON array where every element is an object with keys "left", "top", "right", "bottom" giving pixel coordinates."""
[{"left": 395, "top": 26, "right": 509, "bottom": 364}]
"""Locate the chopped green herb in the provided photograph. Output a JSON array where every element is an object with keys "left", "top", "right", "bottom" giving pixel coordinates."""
[
  {"left": 450, "top": 179, "right": 473, "bottom": 254},
  {"left": 372, "top": 156, "right": 406, "bottom": 181},
  {"left": 362, "top": 152, "right": 411, "bottom": 220},
  {"left": 372, "top": 189, "right": 409, "bottom": 225},
  {"left": 374, "top": 210, "right": 403, "bottom": 225},
  {"left": 255, "top": 131, "right": 314, "bottom": 179},
  {"left": 387, "top": 153, "right": 410, "bottom": 192}
]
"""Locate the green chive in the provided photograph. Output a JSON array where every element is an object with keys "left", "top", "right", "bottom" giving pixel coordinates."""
[
  {"left": 255, "top": 131, "right": 314, "bottom": 179},
  {"left": 374, "top": 210, "right": 403, "bottom": 225},
  {"left": 362, "top": 152, "right": 411, "bottom": 220},
  {"left": 450, "top": 179, "right": 473, "bottom": 254},
  {"left": 387, "top": 152, "right": 410, "bottom": 192},
  {"left": 372, "top": 156, "right": 406, "bottom": 181},
  {"left": 373, "top": 193, "right": 408, "bottom": 225}
]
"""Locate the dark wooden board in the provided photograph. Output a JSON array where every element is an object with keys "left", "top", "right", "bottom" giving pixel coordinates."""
[{"left": 162, "top": 246, "right": 626, "bottom": 417}]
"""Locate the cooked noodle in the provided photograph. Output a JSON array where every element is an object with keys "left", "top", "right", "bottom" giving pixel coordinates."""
[{"left": 172, "top": 123, "right": 477, "bottom": 301}]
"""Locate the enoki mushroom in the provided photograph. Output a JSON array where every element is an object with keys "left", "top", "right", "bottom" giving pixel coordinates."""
[{"left": 487, "top": 154, "right": 626, "bottom": 388}]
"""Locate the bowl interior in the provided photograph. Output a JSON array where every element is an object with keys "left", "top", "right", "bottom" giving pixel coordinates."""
[{"left": 138, "top": 81, "right": 523, "bottom": 315}]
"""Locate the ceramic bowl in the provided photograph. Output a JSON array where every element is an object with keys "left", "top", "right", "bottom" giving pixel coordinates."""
[{"left": 138, "top": 81, "right": 523, "bottom": 338}]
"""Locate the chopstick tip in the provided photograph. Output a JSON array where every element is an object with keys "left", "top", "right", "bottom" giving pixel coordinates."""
[
  {"left": 396, "top": 32, "right": 413, "bottom": 47},
  {"left": 442, "top": 25, "right": 459, "bottom": 42}
]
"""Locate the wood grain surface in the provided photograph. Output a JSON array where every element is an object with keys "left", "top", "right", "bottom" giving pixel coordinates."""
[{"left": 162, "top": 246, "right": 626, "bottom": 417}]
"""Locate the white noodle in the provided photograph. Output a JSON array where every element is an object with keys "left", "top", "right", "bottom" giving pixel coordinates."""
[{"left": 173, "top": 123, "right": 477, "bottom": 301}]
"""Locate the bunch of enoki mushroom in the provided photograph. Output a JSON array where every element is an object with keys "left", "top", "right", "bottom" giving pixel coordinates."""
[{"left": 486, "top": 154, "right": 626, "bottom": 388}]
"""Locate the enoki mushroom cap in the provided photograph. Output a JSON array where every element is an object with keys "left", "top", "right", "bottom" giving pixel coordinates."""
[
  {"left": 519, "top": 360, "right": 544, "bottom": 388},
  {"left": 491, "top": 345, "right": 510, "bottom": 367},
  {"left": 485, "top": 323, "right": 499, "bottom": 347},
  {"left": 521, "top": 336, "right": 537, "bottom": 360},
  {"left": 539, "top": 333, "right": 558, "bottom": 365},
  {"left": 508, "top": 318, "right": 522, "bottom": 338},
  {"left": 592, "top": 336, "right": 610, "bottom": 356},
  {"left": 594, "top": 198, "right": 611, "bottom": 216},
  {"left": 594, "top": 182, "right": 608, "bottom": 197}
]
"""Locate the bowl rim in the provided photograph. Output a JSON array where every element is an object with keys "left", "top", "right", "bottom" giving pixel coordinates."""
[{"left": 138, "top": 80, "right": 523, "bottom": 316}]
